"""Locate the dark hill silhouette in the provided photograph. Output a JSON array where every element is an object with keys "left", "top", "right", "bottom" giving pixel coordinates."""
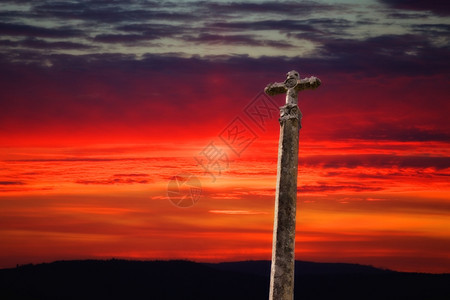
[
  {"left": 0, "top": 259, "right": 448, "bottom": 300},
  {"left": 206, "top": 260, "right": 391, "bottom": 277}
]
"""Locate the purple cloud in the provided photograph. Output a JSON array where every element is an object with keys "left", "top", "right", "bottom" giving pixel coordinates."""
[
  {"left": 378, "top": 0, "right": 450, "bottom": 16},
  {"left": 0, "top": 22, "right": 84, "bottom": 38}
]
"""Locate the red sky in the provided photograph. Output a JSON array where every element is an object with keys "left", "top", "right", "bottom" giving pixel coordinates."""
[{"left": 0, "top": 0, "right": 449, "bottom": 273}]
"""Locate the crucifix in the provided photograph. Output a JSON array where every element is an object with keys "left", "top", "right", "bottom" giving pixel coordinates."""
[{"left": 265, "top": 70, "right": 321, "bottom": 300}]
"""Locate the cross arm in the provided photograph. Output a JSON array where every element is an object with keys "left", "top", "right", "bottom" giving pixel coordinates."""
[
  {"left": 265, "top": 76, "right": 321, "bottom": 96},
  {"left": 264, "top": 81, "right": 287, "bottom": 96},
  {"left": 295, "top": 76, "right": 321, "bottom": 92}
]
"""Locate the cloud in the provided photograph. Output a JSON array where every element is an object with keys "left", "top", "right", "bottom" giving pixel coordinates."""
[
  {"left": 116, "top": 23, "right": 181, "bottom": 33},
  {"left": 93, "top": 33, "right": 160, "bottom": 44},
  {"left": 0, "top": 22, "right": 85, "bottom": 38},
  {"left": 0, "top": 51, "right": 448, "bottom": 147},
  {"left": 0, "top": 187, "right": 54, "bottom": 193},
  {"left": 300, "top": 184, "right": 384, "bottom": 193},
  {"left": 378, "top": 0, "right": 450, "bottom": 16},
  {"left": 75, "top": 172, "right": 151, "bottom": 185},
  {"left": 75, "top": 178, "right": 149, "bottom": 185},
  {"left": 313, "top": 34, "right": 450, "bottom": 76},
  {"left": 207, "top": 19, "right": 325, "bottom": 33},
  {"left": 330, "top": 123, "right": 450, "bottom": 142},
  {"left": 203, "top": 1, "right": 343, "bottom": 16},
  {"left": 0, "top": 181, "right": 25, "bottom": 185},
  {"left": 411, "top": 23, "right": 450, "bottom": 40},
  {"left": 111, "top": 23, "right": 185, "bottom": 43},
  {"left": 302, "top": 154, "right": 449, "bottom": 170},
  {"left": 9, "top": 158, "right": 129, "bottom": 162},
  {"left": 386, "top": 12, "right": 431, "bottom": 19},
  {"left": 185, "top": 33, "right": 293, "bottom": 48},
  {"left": 31, "top": 1, "right": 195, "bottom": 23},
  {"left": 113, "top": 173, "right": 149, "bottom": 177},
  {"left": 208, "top": 210, "right": 269, "bottom": 215},
  {"left": 0, "top": 0, "right": 448, "bottom": 80},
  {"left": 1, "top": 38, "right": 94, "bottom": 50}
]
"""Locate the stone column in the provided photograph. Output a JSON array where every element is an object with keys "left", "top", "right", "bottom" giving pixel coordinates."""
[{"left": 269, "top": 104, "right": 300, "bottom": 300}]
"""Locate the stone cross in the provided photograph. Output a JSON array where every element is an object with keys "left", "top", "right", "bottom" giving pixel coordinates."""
[{"left": 265, "top": 70, "right": 321, "bottom": 300}]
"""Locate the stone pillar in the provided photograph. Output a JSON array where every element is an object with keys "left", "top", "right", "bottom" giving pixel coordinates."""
[{"left": 269, "top": 104, "right": 300, "bottom": 300}]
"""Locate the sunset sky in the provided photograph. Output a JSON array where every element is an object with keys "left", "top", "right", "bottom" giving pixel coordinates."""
[{"left": 0, "top": 0, "right": 449, "bottom": 273}]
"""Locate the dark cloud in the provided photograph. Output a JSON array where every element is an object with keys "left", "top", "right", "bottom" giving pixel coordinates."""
[
  {"left": 0, "top": 181, "right": 25, "bottom": 185},
  {"left": 15, "top": 38, "right": 93, "bottom": 50},
  {"left": 0, "top": 10, "right": 32, "bottom": 21},
  {"left": 0, "top": 39, "right": 16, "bottom": 47},
  {"left": 94, "top": 23, "right": 190, "bottom": 44},
  {"left": 378, "top": 0, "right": 450, "bottom": 16},
  {"left": 113, "top": 173, "right": 149, "bottom": 177},
  {"left": 93, "top": 33, "right": 160, "bottom": 44},
  {"left": 300, "top": 184, "right": 383, "bottom": 193},
  {"left": 186, "top": 33, "right": 293, "bottom": 48},
  {"left": 0, "top": 187, "right": 53, "bottom": 193},
  {"left": 302, "top": 155, "right": 450, "bottom": 170},
  {"left": 207, "top": 18, "right": 356, "bottom": 39},
  {"left": 313, "top": 34, "right": 450, "bottom": 76},
  {"left": 75, "top": 176, "right": 149, "bottom": 185},
  {"left": 208, "top": 19, "right": 323, "bottom": 33},
  {"left": 304, "top": 17, "right": 354, "bottom": 29},
  {"left": 412, "top": 23, "right": 450, "bottom": 40},
  {"left": 0, "top": 1, "right": 346, "bottom": 50},
  {"left": 386, "top": 12, "right": 431, "bottom": 19},
  {"left": 0, "top": 22, "right": 85, "bottom": 38},
  {"left": 32, "top": 1, "right": 194, "bottom": 23},
  {"left": 412, "top": 23, "right": 450, "bottom": 31},
  {"left": 8, "top": 158, "right": 131, "bottom": 163},
  {"left": 353, "top": 126, "right": 449, "bottom": 142},
  {"left": 116, "top": 23, "right": 183, "bottom": 35},
  {"left": 0, "top": 1, "right": 447, "bottom": 80},
  {"left": 204, "top": 1, "right": 343, "bottom": 16},
  {"left": 325, "top": 120, "right": 450, "bottom": 143}
]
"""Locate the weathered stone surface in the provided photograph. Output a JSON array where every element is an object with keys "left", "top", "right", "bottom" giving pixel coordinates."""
[
  {"left": 265, "top": 70, "right": 321, "bottom": 300},
  {"left": 270, "top": 105, "right": 299, "bottom": 300},
  {"left": 265, "top": 71, "right": 321, "bottom": 105},
  {"left": 279, "top": 104, "right": 302, "bottom": 129}
]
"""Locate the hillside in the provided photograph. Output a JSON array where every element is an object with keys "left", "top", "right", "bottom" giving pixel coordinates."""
[{"left": 0, "top": 260, "right": 448, "bottom": 300}]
